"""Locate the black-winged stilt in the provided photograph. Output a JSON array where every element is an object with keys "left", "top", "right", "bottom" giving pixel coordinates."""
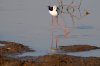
[{"left": 48, "top": 5, "right": 69, "bottom": 49}]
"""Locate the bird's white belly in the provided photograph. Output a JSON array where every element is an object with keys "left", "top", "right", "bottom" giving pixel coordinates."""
[{"left": 49, "top": 10, "right": 58, "bottom": 16}]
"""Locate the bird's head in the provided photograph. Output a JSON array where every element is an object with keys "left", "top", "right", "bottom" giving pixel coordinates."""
[{"left": 48, "top": 6, "right": 53, "bottom": 11}]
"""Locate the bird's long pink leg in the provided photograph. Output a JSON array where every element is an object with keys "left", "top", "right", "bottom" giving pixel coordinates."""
[
  {"left": 51, "top": 16, "right": 54, "bottom": 49},
  {"left": 56, "top": 16, "right": 59, "bottom": 49}
]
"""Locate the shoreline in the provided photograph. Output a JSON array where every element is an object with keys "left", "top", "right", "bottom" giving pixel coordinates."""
[{"left": 0, "top": 41, "right": 100, "bottom": 66}]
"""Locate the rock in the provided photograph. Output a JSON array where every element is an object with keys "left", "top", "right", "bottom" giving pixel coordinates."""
[
  {"left": 59, "top": 45, "right": 100, "bottom": 52},
  {"left": 1, "top": 54, "right": 100, "bottom": 66},
  {"left": 0, "top": 41, "right": 35, "bottom": 55}
]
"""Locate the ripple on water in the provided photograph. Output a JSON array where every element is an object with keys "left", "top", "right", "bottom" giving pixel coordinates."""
[{"left": 75, "top": 25, "right": 94, "bottom": 29}]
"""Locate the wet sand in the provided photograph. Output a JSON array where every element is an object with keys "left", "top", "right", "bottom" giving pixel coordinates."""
[
  {"left": 0, "top": 41, "right": 34, "bottom": 56},
  {"left": 0, "top": 41, "right": 100, "bottom": 66},
  {"left": 59, "top": 45, "right": 100, "bottom": 52}
]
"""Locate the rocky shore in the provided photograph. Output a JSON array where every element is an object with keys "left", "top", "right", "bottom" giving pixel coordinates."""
[
  {"left": 0, "top": 41, "right": 100, "bottom": 66},
  {"left": 0, "top": 41, "right": 34, "bottom": 56}
]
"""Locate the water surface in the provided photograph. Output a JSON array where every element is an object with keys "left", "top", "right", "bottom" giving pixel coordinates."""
[{"left": 0, "top": 0, "right": 100, "bottom": 57}]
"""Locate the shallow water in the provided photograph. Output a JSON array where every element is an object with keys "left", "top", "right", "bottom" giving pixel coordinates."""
[
  {"left": 0, "top": 44, "right": 5, "bottom": 46},
  {"left": 0, "top": 0, "right": 100, "bottom": 57},
  {"left": 67, "top": 49, "right": 100, "bottom": 57},
  {"left": 18, "top": 48, "right": 100, "bottom": 57}
]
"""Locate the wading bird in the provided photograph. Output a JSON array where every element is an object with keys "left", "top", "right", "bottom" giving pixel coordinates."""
[{"left": 48, "top": 5, "right": 69, "bottom": 49}]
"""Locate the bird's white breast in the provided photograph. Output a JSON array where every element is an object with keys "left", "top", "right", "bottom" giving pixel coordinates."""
[{"left": 49, "top": 10, "right": 58, "bottom": 16}]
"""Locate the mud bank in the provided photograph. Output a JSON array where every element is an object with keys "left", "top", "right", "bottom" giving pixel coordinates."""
[
  {"left": 0, "top": 41, "right": 100, "bottom": 66},
  {"left": 0, "top": 54, "right": 100, "bottom": 66},
  {"left": 59, "top": 45, "right": 100, "bottom": 52},
  {"left": 0, "top": 41, "right": 34, "bottom": 56}
]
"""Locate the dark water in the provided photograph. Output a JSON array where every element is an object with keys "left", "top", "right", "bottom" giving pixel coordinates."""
[{"left": 0, "top": 0, "right": 100, "bottom": 57}]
